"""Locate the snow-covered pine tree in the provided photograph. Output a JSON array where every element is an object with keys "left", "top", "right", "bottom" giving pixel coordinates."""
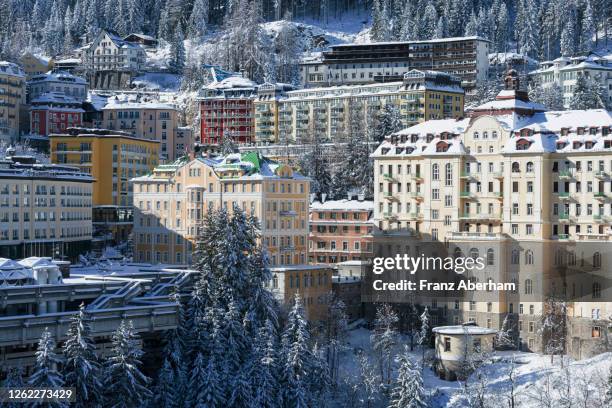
[
  {"left": 28, "top": 328, "right": 66, "bottom": 408},
  {"left": 221, "top": 132, "right": 238, "bottom": 154},
  {"left": 374, "top": 102, "right": 403, "bottom": 144},
  {"left": 569, "top": 74, "right": 603, "bottom": 110},
  {"left": 605, "top": 364, "right": 612, "bottom": 405},
  {"left": 370, "top": 303, "right": 399, "bottom": 384},
  {"left": 495, "top": 314, "right": 516, "bottom": 350},
  {"left": 356, "top": 352, "right": 381, "bottom": 407},
  {"left": 188, "top": 352, "right": 225, "bottom": 407},
  {"left": 2, "top": 367, "right": 25, "bottom": 408},
  {"left": 388, "top": 346, "right": 427, "bottom": 408},
  {"left": 560, "top": 15, "right": 576, "bottom": 57},
  {"left": 322, "top": 293, "right": 348, "bottom": 385},
  {"left": 103, "top": 320, "right": 152, "bottom": 407},
  {"left": 187, "top": 0, "right": 208, "bottom": 40},
  {"left": 150, "top": 358, "right": 179, "bottom": 408},
  {"left": 250, "top": 320, "right": 282, "bottom": 408},
  {"left": 298, "top": 133, "right": 331, "bottom": 198},
  {"left": 62, "top": 304, "right": 103, "bottom": 408},
  {"left": 418, "top": 306, "right": 430, "bottom": 369},
  {"left": 434, "top": 17, "right": 445, "bottom": 39},
  {"left": 538, "top": 296, "right": 567, "bottom": 364},
  {"left": 580, "top": 0, "right": 595, "bottom": 53},
  {"left": 281, "top": 293, "right": 315, "bottom": 407},
  {"left": 169, "top": 28, "right": 185, "bottom": 74},
  {"left": 464, "top": 11, "right": 478, "bottom": 37},
  {"left": 421, "top": 3, "right": 437, "bottom": 40}
]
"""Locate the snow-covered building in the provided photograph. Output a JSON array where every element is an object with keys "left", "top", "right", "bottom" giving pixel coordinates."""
[
  {"left": 30, "top": 92, "right": 84, "bottom": 136},
  {"left": 0, "top": 62, "right": 26, "bottom": 143},
  {"left": 257, "top": 70, "right": 464, "bottom": 144},
  {"left": 19, "top": 53, "right": 54, "bottom": 80},
  {"left": 0, "top": 260, "right": 194, "bottom": 370},
  {"left": 27, "top": 70, "right": 88, "bottom": 103},
  {"left": 529, "top": 53, "right": 612, "bottom": 108},
  {"left": 198, "top": 74, "right": 258, "bottom": 145},
  {"left": 0, "top": 153, "right": 93, "bottom": 260},
  {"left": 309, "top": 198, "right": 374, "bottom": 264},
  {"left": 101, "top": 98, "right": 182, "bottom": 160},
  {"left": 131, "top": 152, "right": 310, "bottom": 266},
  {"left": 122, "top": 33, "right": 159, "bottom": 48},
  {"left": 371, "top": 70, "right": 612, "bottom": 358},
  {"left": 300, "top": 36, "right": 490, "bottom": 89}
]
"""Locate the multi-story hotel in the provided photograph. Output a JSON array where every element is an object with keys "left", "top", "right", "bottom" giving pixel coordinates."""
[
  {"left": 371, "top": 70, "right": 612, "bottom": 358},
  {"left": 0, "top": 152, "right": 93, "bottom": 260},
  {"left": 300, "top": 36, "right": 490, "bottom": 89},
  {"left": 30, "top": 92, "right": 84, "bottom": 136},
  {"left": 0, "top": 62, "right": 26, "bottom": 143},
  {"left": 27, "top": 70, "right": 88, "bottom": 103},
  {"left": 131, "top": 151, "right": 332, "bottom": 321},
  {"left": 101, "top": 99, "right": 181, "bottom": 160},
  {"left": 49, "top": 128, "right": 159, "bottom": 243},
  {"left": 255, "top": 70, "right": 464, "bottom": 144},
  {"left": 19, "top": 53, "right": 54, "bottom": 80},
  {"left": 253, "top": 83, "right": 296, "bottom": 144},
  {"left": 529, "top": 52, "right": 612, "bottom": 108},
  {"left": 198, "top": 75, "right": 257, "bottom": 145},
  {"left": 309, "top": 199, "right": 374, "bottom": 264}
]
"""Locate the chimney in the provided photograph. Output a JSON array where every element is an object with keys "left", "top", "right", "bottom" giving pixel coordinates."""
[
  {"left": 321, "top": 193, "right": 327, "bottom": 203},
  {"left": 357, "top": 193, "right": 365, "bottom": 201}
]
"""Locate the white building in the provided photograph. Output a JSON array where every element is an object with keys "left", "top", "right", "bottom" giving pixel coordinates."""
[
  {"left": 85, "top": 30, "right": 146, "bottom": 73},
  {"left": 529, "top": 53, "right": 612, "bottom": 108},
  {"left": 27, "top": 70, "right": 88, "bottom": 102}
]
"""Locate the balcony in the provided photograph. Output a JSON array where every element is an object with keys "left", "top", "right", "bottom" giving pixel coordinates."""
[
  {"left": 460, "top": 191, "right": 475, "bottom": 199},
  {"left": 408, "top": 212, "right": 423, "bottom": 220},
  {"left": 279, "top": 210, "right": 297, "bottom": 217},
  {"left": 594, "top": 192, "right": 608, "bottom": 201},
  {"left": 558, "top": 213, "right": 574, "bottom": 224},
  {"left": 558, "top": 192, "right": 572, "bottom": 200},
  {"left": 409, "top": 192, "right": 423, "bottom": 201},
  {"left": 594, "top": 171, "right": 608, "bottom": 179},
  {"left": 558, "top": 170, "right": 573, "bottom": 179},
  {"left": 556, "top": 234, "right": 572, "bottom": 241},
  {"left": 411, "top": 172, "right": 423, "bottom": 181},
  {"left": 460, "top": 171, "right": 478, "bottom": 179},
  {"left": 592, "top": 214, "right": 608, "bottom": 223},
  {"left": 491, "top": 171, "right": 504, "bottom": 179},
  {"left": 384, "top": 192, "right": 397, "bottom": 201},
  {"left": 383, "top": 173, "right": 396, "bottom": 182},
  {"left": 493, "top": 192, "right": 503, "bottom": 199},
  {"left": 459, "top": 212, "right": 502, "bottom": 221},
  {"left": 447, "top": 231, "right": 505, "bottom": 240},
  {"left": 383, "top": 212, "right": 397, "bottom": 220},
  {"left": 576, "top": 233, "right": 612, "bottom": 241}
]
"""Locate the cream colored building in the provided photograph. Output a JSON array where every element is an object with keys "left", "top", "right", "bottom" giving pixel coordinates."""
[
  {"left": 20, "top": 53, "right": 54, "bottom": 80},
  {"left": 0, "top": 154, "right": 93, "bottom": 260},
  {"left": 372, "top": 72, "right": 612, "bottom": 357},
  {"left": 131, "top": 152, "right": 310, "bottom": 266},
  {"left": 254, "top": 70, "right": 464, "bottom": 144},
  {"left": 0, "top": 62, "right": 26, "bottom": 142},
  {"left": 101, "top": 100, "right": 181, "bottom": 160},
  {"left": 529, "top": 53, "right": 612, "bottom": 108},
  {"left": 85, "top": 30, "right": 146, "bottom": 73}
]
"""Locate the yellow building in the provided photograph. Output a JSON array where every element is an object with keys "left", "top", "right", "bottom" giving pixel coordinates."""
[
  {"left": 49, "top": 128, "right": 159, "bottom": 243},
  {"left": 253, "top": 70, "right": 464, "bottom": 144},
  {"left": 0, "top": 62, "right": 26, "bottom": 143},
  {"left": 371, "top": 72, "right": 612, "bottom": 358},
  {"left": 19, "top": 53, "right": 54, "bottom": 80}
]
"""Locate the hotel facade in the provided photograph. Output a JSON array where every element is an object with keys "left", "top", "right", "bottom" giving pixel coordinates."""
[{"left": 371, "top": 71, "right": 612, "bottom": 358}]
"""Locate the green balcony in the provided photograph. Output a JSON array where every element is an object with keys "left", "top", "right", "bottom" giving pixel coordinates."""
[
  {"left": 460, "top": 191, "right": 474, "bottom": 198},
  {"left": 409, "top": 192, "right": 423, "bottom": 200},
  {"left": 559, "top": 170, "right": 573, "bottom": 179},
  {"left": 383, "top": 212, "right": 397, "bottom": 219},
  {"left": 460, "top": 171, "right": 478, "bottom": 179},
  {"left": 558, "top": 192, "right": 571, "bottom": 200},
  {"left": 383, "top": 173, "right": 396, "bottom": 182},
  {"left": 594, "top": 192, "right": 608, "bottom": 200},
  {"left": 493, "top": 192, "right": 503, "bottom": 199},
  {"left": 411, "top": 172, "right": 423, "bottom": 180},
  {"left": 595, "top": 171, "right": 608, "bottom": 179},
  {"left": 557, "top": 234, "right": 570, "bottom": 240}
]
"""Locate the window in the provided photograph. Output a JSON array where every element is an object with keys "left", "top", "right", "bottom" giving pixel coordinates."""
[
  {"left": 525, "top": 250, "right": 534, "bottom": 264},
  {"left": 469, "top": 248, "right": 479, "bottom": 260},
  {"left": 445, "top": 163, "right": 453, "bottom": 186},
  {"left": 432, "top": 164, "right": 439, "bottom": 180},
  {"left": 525, "top": 279, "right": 533, "bottom": 294},
  {"left": 593, "top": 252, "right": 601, "bottom": 268},
  {"left": 593, "top": 282, "right": 601, "bottom": 299},
  {"left": 486, "top": 248, "right": 494, "bottom": 265},
  {"left": 444, "top": 337, "right": 451, "bottom": 352},
  {"left": 512, "top": 162, "right": 520, "bottom": 172},
  {"left": 511, "top": 249, "right": 519, "bottom": 264},
  {"left": 526, "top": 162, "right": 534, "bottom": 172}
]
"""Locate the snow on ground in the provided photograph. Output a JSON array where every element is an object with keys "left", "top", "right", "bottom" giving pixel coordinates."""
[
  {"left": 131, "top": 72, "right": 182, "bottom": 92},
  {"left": 338, "top": 327, "right": 611, "bottom": 407}
]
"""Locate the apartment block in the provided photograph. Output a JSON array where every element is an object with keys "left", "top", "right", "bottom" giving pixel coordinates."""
[
  {"left": 0, "top": 62, "right": 26, "bottom": 143},
  {"left": 27, "top": 70, "right": 88, "bottom": 103},
  {"left": 131, "top": 152, "right": 309, "bottom": 266},
  {"left": 529, "top": 53, "right": 612, "bottom": 108},
  {"left": 309, "top": 199, "right": 374, "bottom": 264},
  {"left": 101, "top": 100, "right": 181, "bottom": 160},
  {"left": 256, "top": 70, "right": 464, "bottom": 144},
  {"left": 0, "top": 153, "right": 93, "bottom": 260},
  {"left": 371, "top": 70, "right": 612, "bottom": 358},
  {"left": 198, "top": 75, "right": 257, "bottom": 145},
  {"left": 300, "top": 36, "right": 490, "bottom": 89},
  {"left": 49, "top": 128, "right": 159, "bottom": 243},
  {"left": 30, "top": 92, "right": 84, "bottom": 136},
  {"left": 254, "top": 83, "right": 297, "bottom": 143}
]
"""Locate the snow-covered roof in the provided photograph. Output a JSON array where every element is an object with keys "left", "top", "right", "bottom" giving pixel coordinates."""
[
  {"left": 330, "top": 36, "right": 489, "bottom": 48},
  {"left": 332, "top": 275, "right": 361, "bottom": 284},
  {"left": 0, "top": 61, "right": 25, "bottom": 78},
  {"left": 433, "top": 325, "right": 497, "bottom": 335},
  {"left": 18, "top": 257, "right": 58, "bottom": 270},
  {"left": 311, "top": 199, "right": 373, "bottom": 211},
  {"left": 29, "top": 70, "right": 87, "bottom": 85},
  {"left": 473, "top": 98, "right": 547, "bottom": 112},
  {"left": 31, "top": 92, "right": 84, "bottom": 108},
  {"left": 269, "top": 264, "right": 332, "bottom": 273},
  {"left": 205, "top": 75, "right": 257, "bottom": 90},
  {"left": 0, "top": 258, "right": 33, "bottom": 282},
  {"left": 102, "top": 99, "right": 176, "bottom": 110}
]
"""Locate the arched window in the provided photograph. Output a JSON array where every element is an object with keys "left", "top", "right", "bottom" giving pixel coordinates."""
[
  {"left": 445, "top": 163, "right": 453, "bottom": 186},
  {"left": 470, "top": 248, "right": 479, "bottom": 260},
  {"left": 593, "top": 252, "right": 601, "bottom": 268},
  {"left": 473, "top": 131, "right": 479, "bottom": 139},
  {"left": 487, "top": 248, "right": 495, "bottom": 266},
  {"left": 525, "top": 250, "right": 534, "bottom": 265},
  {"left": 526, "top": 162, "right": 534, "bottom": 172},
  {"left": 454, "top": 247, "right": 463, "bottom": 259},
  {"left": 492, "top": 131, "right": 498, "bottom": 139},
  {"left": 483, "top": 131, "right": 488, "bottom": 139},
  {"left": 593, "top": 282, "right": 601, "bottom": 299},
  {"left": 432, "top": 163, "right": 439, "bottom": 180},
  {"left": 568, "top": 251, "right": 576, "bottom": 266},
  {"left": 511, "top": 249, "right": 520, "bottom": 265},
  {"left": 512, "top": 162, "right": 520, "bottom": 172},
  {"left": 525, "top": 279, "right": 533, "bottom": 294}
]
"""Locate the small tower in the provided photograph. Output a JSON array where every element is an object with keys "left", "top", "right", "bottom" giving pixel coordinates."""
[{"left": 504, "top": 68, "right": 520, "bottom": 91}]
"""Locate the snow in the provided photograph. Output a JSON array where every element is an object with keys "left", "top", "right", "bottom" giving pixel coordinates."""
[
  {"left": 310, "top": 199, "right": 373, "bottom": 211},
  {"left": 102, "top": 99, "right": 177, "bottom": 110},
  {"left": 0, "top": 61, "right": 24, "bottom": 78},
  {"left": 205, "top": 75, "right": 257, "bottom": 90},
  {"left": 131, "top": 72, "right": 182, "bottom": 92},
  {"left": 432, "top": 325, "right": 497, "bottom": 335},
  {"left": 473, "top": 98, "right": 547, "bottom": 112},
  {"left": 29, "top": 70, "right": 87, "bottom": 84},
  {"left": 488, "top": 52, "right": 538, "bottom": 66},
  {"left": 86, "top": 92, "right": 109, "bottom": 111}
]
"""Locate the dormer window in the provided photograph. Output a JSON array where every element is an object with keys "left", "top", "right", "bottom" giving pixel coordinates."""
[
  {"left": 560, "top": 128, "right": 569, "bottom": 136},
  {"left": 426, "top": 134, "right": 434, "bottom": 143},
  {"left": 556, "top": 142, "right": 567, "bottom": 149},
  {"left": 395, "top": 147, "right": 404, "bottom": 154},
  {"left": 516, "top": 139, "right": 531, "bottom": 151},
  {"left": 521, "top": 129, "right": 532, "bottom": 136},
  {"left": 577, "top": 127, "right": 584, "bottom": 135},
  {"left": 585, "top": 141, "right": 594, "bottom": 149},
  {"left": 602, "top": 127, "right": 609, "bottom": 136},
  {"left": 381, "top": 148, "right": 390, "bottom": 155},
  {"left": 411, "top": 135, "right": 418, "bottom": 143},
  {"left": 573, "top": 141, "right": 582, "bottom": 149},
  {"left": 406, "top": 147, "right": 415, "bottom": 154},
  {"left": 483, "top": 131, "right": 488, "bottom": 139},
  {"left": 604, "top": 141, "right": 611, "bottom": 149},
  {"left": 589, "top": 127, "right": 597, "bottom": 135},
  {"left": 436, "top": 141, "right": 450, "bottom": 152}
]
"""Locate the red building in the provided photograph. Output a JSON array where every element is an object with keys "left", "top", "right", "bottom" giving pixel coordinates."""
[
  {"left": 30, "top": 92, "right": 83, "bottom": 136},
  {"left": 198, "top": 75, "right": 257, "bottom": 145}
]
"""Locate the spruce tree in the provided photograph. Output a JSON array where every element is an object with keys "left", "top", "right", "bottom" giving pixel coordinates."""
[
  {"left": 28, "top": 328, "right": 66, "bottom": 408},
  {"left": 188, "top": 0, "right": 208, "bottom": 40},
  {"left": 250, "top": 320, "right": 282, "bottom": 408},
  {"left": 62, "top": 304, "right": 103, "bottom": 408},
  {"left": 151, "top": 358, "right": 179, "bottom": 408},
  {"left": 370, "top": 303, "right": 399, "bottom": 384},
  {"left": 169, "top": 28, "right": 185, "bottom": 74},
  {"left": 418, "top": 307, "right": 430, "bottom": 369},
  {"left": 605, "top": 364, "right": 612, "bottom": 405},
  {"left": 2, "top": 367, "right": 25, "bottom": 408},
  {"left": 103, "top": 320, "right": 152, "bottom": 408},
  {"left": 388, "top": 347, "right": 428, "bottom": 408}
]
